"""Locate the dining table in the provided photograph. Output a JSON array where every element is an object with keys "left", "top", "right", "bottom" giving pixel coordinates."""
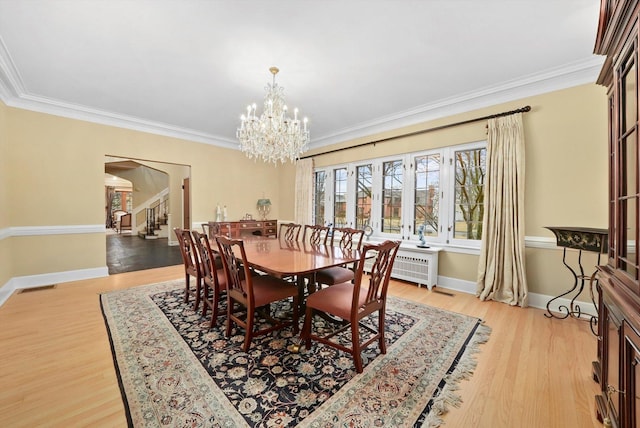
[
  {"left": 210, "top": 236, "right": 363, "bottom": 351},
  {"left": 240, "top": 237, "right": 359, "bottom": 277},
  {"left": 211, "top": 236, "right": 361, "bottom": 295}
]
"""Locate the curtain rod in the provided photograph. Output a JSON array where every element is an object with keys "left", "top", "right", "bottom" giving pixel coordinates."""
[{"left": 300, "top": 105, "right": 531, "bottom": 160}]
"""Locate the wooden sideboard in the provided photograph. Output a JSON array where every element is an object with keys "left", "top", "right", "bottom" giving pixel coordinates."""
[{"left": 207, "top": 220, "right": 277, "bottom": 239}]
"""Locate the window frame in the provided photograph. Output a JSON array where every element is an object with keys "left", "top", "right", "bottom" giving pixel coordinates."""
[{"left": 311, "top": 140, "right": 486, "bottom": 252}]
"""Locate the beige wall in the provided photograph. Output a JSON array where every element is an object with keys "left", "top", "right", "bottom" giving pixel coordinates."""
[
  {"left": 0, "top": 82, "right": 609, "bottom": 304},
  {"left": 2, "top": 105, "right": 289, "bottom": 278},
  {"left": 310, "top": 83, "right": 609, "bottom": 300},
  {"left": 0, "top": 101, "right": 10, "bottom": 285}
]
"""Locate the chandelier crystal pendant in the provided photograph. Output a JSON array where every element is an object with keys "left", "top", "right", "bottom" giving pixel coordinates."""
[{"left": 237, "top": 67, "right": 310, "bottom": 164}]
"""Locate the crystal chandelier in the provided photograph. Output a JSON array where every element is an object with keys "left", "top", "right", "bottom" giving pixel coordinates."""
[{"left": 237, "top": 67, "right": 310, "bottom": 164}]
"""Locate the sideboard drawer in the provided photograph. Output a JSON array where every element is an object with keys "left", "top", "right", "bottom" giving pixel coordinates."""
[{"left": 208, "top": 220, "right": 278, "bottom": 239}]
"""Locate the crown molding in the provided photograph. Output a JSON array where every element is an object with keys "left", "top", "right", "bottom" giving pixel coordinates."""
[
  {"left": 0, "top": 34, "right": 604, "bottom": 152},
  {"left": 6, "top": 92, "right": 240, "bottom": 150},
  {"left": 309, "top": 56, "right": 606, "bottom": 149}
]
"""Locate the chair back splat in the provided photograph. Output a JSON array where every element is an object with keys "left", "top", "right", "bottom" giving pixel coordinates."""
[
  {"left": 279, "top": 222, "right": 302, "bottom": 242},
  {"left": 359, "top": 240, "right": 398, "bottom": 308},
  {"left": 315, "top": 227, "right": 365, "bottom": 288},
  {"left": 173, "top": 228, "right": 203, "bottom": 310},
  {"left": 216, "top": 236, "right": 251, "bottom": 301},
  {"left": 192, "top": 230, "right": 227, "bottom": 328},
  {"left": 332, "top": 227, "right": 364, "bottom": 251},
  {"left": 303, "top": 224, "right": 330, "bottom": 245},
  {"left": 302, "top": 240, "right": 401, "bottom": 373}
]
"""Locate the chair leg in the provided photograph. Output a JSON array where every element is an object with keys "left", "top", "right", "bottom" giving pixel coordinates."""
[
  {"left": 210, "top": 288, "right": 219, "bottom": 329},
  {"left": 193, "top": 276, "right": 202, "bottom": 311},
  {"left": 225, "top": 299, "right": 233, "bottom": 338},
  {"left": 202, "top": 286, "right": 209, "bottom": 317},
  {"left": 184, "top": 274, "right": 190, "bottom": 303},
  {"left": 352, "top": 323, "right": 363, "bottom": 373},
  {"left": 243, "top": 308, "right": 254, "bottom": 352},
  {"left": 378, "top": 310, "right": 387, "bottom": 354}
]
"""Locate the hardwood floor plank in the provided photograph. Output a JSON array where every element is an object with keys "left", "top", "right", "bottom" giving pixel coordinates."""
[{"left": 0, "top": 266, "right": 603, "bottom": 427}]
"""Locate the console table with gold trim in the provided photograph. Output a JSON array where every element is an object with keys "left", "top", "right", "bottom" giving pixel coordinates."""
[{"left": 544, "top": 226, "right": 608, "bottom": 331}]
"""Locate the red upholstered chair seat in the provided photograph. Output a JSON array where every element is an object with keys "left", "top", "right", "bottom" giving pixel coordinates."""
[{"left": 305, "top": 282, "right": 368, "bottom": 320}]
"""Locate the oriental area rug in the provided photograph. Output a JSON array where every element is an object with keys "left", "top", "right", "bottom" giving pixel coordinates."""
[{"left": 100, "top": 280, "right": 491, "bottom": 427}]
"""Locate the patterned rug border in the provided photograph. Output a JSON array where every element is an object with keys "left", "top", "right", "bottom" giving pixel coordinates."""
[{"left": 100, "top": 280, "right": 491, "bottom": 427}]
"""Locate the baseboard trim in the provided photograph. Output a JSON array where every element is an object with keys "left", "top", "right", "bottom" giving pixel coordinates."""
[
  {"left": 435, "top": 275, "right": 598, "bottom": 318},
  {"left": 0, "top": 268, "right": 598, "bottom": 319},
  {"left": 0, "top": 267, "right": 108, "bottom": 308}
]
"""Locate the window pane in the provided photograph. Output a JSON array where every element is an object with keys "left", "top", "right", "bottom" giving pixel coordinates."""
[
  {"left": 623, "top": 60, "right": 637, "bottom": 133},
  {"left": 454, "top": 148, "right": 486, "bottom": 240},
  {"left": 621, "top": 132, "right": 638, "bottom": 278},
  {"left": 125, "top": 193, "right": 133, "bottom": 212},
  {"left": 382, "top": 160, "right": 402, "bottom": 233},
  {"left": 112, "top": 193, "right": 122, "bottom": 210},
  {"left": 333, "top": 168, "right": 347, "bottom": 227},
  {"left": 314, "top": 171, "right": 326, "bottom": 225},
  {"left": 355, "top": 164, "right": 372, "bottom": 229},
  {"left": 414, "top": 154, "right": 440, "bottom": 236}
]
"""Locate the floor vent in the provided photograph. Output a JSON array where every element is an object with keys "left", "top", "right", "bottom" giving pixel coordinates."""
[{"left": 19, "top": 285, "right": 57, "bottom": 293}]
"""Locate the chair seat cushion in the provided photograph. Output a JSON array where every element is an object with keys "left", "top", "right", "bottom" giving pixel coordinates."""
[
  {"left": 315, "top": 266, "right": 354, "bottom": 285},
  {"left": 252, "top": 275, "right": 299, "bottom": 308},
  {"left": 306, "top": 282, "right": 368, "bottom": 320}
]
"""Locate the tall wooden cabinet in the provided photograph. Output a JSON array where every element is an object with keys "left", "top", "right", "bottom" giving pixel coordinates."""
[{"left": 594, "top": 1, "right": 640, "bottom": 426}]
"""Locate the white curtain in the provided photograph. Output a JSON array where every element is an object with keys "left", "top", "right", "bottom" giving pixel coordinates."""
[
  {"left": 294, "top": 158, "right": 314, "bottom": 225},
  {"left": 476, "top": 113, "right": 528, "bottom": 307}
]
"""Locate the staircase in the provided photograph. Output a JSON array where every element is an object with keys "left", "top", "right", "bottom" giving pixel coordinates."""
[{"left": 137, "top": 197, "right": 170, "bottom": 240}]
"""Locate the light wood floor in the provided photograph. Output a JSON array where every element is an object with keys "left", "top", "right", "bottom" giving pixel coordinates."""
[{"left": 0, "top": 265, "right": 602, "bottom": 427}]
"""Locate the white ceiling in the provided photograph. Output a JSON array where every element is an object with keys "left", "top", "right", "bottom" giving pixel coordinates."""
[{"left": 0, "top": 0, "right": 604, "bottom": 152}]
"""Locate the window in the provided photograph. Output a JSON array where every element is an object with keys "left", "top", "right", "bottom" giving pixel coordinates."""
[
  {"left": 355, "top": 164, "right": 373, "bottom": 229},
  {"left": 313, "top": 140, "right": 486, "bottom": 250},
  {"left": 382, "top": 160, "right": 403, "bottom": 234},
  {"left": 313, "top": 171, "right": 326, "bottom": 225},
  {"left": 333, "top": 167, "right": 348, "bottom": 227},
  {"left": 413, "top": 154, "right": 440, "bottom": 237},
  {"left": 112, "top": 191, "right": 132, "bottom": 212},
  {"left": 452, "top": 147, "right": 486, "bottom": 241}
]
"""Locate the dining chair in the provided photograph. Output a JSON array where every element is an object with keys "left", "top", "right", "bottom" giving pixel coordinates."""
[
  {"left": 315, "top": 227, "right": 365, "bottom": 288},
  {"left": 215, "top": 235, "right": 300, "bottom": 352},
  {"left": 303, "top": 224, "right": 330, "bottom": 245},
  {"left": 118, "top": 212, "right": 132, "bottom": 233},
  {"left": 173, "top": 228, "right": 203, "bottom": 311},
  {"left": 301, "top": 240, "right": 400, "bottom": 373},
  {"left": 279, "top": 222, "right": 302, "bottom": 241},
  {"left": 192, "top": 230, "right": 227, "bottom": 328},
  {"left": 201, "top": 222, "right": 214, "bottom": 239}
]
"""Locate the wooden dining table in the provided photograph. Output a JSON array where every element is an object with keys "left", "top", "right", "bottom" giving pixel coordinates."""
[
  {"left": 210, "top": 235, "right": 362, "bottom": 304},
  {"left": 210, "top": 236, "right": 363, "bottom": 351},
  {"left": 238, "top": 237, "right": 361, "bottom": 279}
]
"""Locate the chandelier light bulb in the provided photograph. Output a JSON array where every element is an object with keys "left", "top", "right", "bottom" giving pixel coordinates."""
[{"left": 236, "top": 67, "right": 310, "bottom": 164}]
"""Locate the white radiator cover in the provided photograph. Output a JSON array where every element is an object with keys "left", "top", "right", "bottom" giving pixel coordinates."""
[{"left": 363, "top": 244, "right": 441, "bottom": 290}]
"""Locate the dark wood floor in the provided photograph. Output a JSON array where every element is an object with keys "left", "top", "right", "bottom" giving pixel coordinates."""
[{"left": 106, "top": 233, "right": 182, "bottom": 274}]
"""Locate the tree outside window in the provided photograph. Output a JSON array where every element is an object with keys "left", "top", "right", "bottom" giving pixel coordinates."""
[
  {"left": 355, "top": 164, "right": 372, "bottom": 229},
  {"left": 382, "top": 160, "right": 403, "bottom": 233},
  {"left": 333, "top": 168, "right": 348, "bottom": 227},
  {"left": 454, "top": 148, "right": 486, "bottom": 240},
  {"left": 414, "top": 154, "right": 440, "bottom": 236},
  {"left": 314, "top": 171, "right": 326, "bottom": 225}
]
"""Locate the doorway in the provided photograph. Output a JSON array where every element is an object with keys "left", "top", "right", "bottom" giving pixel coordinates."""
[{"left": 104, "top": 155, "right": 190, "bottom": 274}]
